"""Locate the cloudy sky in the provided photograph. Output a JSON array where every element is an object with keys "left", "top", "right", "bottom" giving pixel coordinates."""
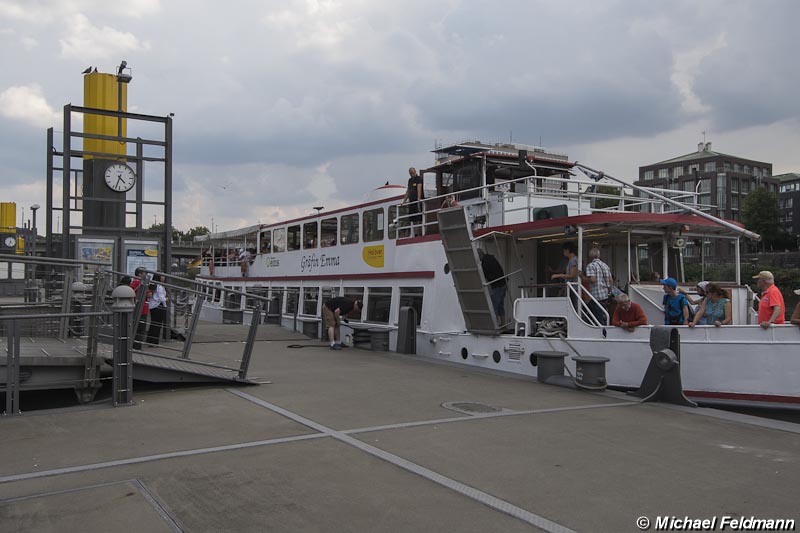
[{"left": 2, "top": 0, "right": 799, "bottom": 235}]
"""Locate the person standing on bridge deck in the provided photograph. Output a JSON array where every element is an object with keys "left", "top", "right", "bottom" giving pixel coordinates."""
[
  {"left": 147, "top": 274, "right": 168, "bottom": 345},
  {"left": 130, "top": 267, "right": 151, "bottom": 350},
  {"left": 323, "top": 297, "right": 361, "bottom": 350}
]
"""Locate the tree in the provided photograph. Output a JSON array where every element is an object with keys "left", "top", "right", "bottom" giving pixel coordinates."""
[
  {"left": 148, "top": 222, "right": 184, "bottom": 242},
  {"left": 741, "top": 187, "right": 784, "bottom": 251},
  {"left": 184, "top": 226, "right": 210, "bottom": 242}
]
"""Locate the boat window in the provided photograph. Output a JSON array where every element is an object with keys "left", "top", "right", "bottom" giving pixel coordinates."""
[
  {"left": 321, "top": 218, "right": 337, "bottom": 247},
  {"left": 224, "top": 287, "right": 240, "bottom": 310},
  {"left": 259, "top": 230, "right": 271, "bottom": 254},
  {"left": 366, "top": 287, "right": 392, "bottom": 324},
  {"left": 273, "top": 228, "right": 286, "bottom": 253},
  {"left": 388, "top": 204, "right": 409, "bottom": 239},
  {"left": 286, "top": 287, "right": 299, "bottom": 315},
  {"left": 453, "top": 161, "right": 481, "bottom": 199},
  {"left": 340, "top": 214, "right": 359, "bottom": 245},
  {"left": 343, "top": 286, "right": 364, "bottom": 320},
  {"left": 271, "top": 287, "right": 284, "bottom": 315},
  {"left": 303, "top": 221, "right": 318, "bottom": 249},
  {"left": 287, "top": 225, "right": 301, "bottom": 251},
  {"left": 303, "top": 287, "right": 319, "bottom": 315},
  {"left": 399, "top": 287, "right": 424, "bottom": 326},
  {"left": 321, "top": 285, "right": 338, "bottom": 306},
  {"left": 363, "top": 208, "right": 384, "bottom": 242}
]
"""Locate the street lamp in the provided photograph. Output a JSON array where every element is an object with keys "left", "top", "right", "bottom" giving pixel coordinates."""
[{"left": 30, "top": 204, "right": 40, "bottom": 237}]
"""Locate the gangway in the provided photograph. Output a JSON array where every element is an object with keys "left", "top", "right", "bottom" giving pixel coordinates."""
[{"left": 437, "top": 207, "right": 499, "bottom": 334}]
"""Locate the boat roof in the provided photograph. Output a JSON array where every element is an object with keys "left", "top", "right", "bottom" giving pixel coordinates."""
[{"left": 475, "top": 212, "right": 747, "bottom": 241}]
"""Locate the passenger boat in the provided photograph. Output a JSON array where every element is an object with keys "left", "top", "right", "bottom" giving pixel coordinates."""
[{"left": 196, "top": 141, "right": 800, "bottom": 410}]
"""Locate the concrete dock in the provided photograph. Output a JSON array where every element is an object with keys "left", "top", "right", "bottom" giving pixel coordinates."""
[{"left": 1, "top": 324, "right": 799, "bottom": 532}]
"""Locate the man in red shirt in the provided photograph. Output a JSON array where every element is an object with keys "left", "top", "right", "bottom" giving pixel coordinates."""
[
  {"left": 611, "top": 293, "right": 648, "bottom": 332},
  {"left": 753, "top": 271, "right": 785, "bottom": 328}
]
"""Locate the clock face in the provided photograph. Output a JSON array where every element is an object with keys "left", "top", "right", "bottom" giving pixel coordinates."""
[
  {"left": 4, "top": 236, "right": 15, "bottom": 247},
  {"left": 104, "top": 163, "right": 136, "bottom": 193}
]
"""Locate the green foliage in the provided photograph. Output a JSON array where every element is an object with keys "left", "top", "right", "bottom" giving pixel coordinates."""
[
  {"left": 593, "top": 185, "right": 624, "bottom": 210},
  {"left": 741, "top": 187, "right": 785, "bottom": 250},
  {"left": 184, "top": 226, "right": 210, "bottom": 241}
]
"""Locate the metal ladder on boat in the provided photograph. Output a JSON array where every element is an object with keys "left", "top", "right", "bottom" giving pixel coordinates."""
[{"left": 437, "top": 207, "right": 500, "bottom": 334}]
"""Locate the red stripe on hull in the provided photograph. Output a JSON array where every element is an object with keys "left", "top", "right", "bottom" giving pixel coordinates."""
[
  {"left": 685, "top": 390, "right": 800, "bottom": 405},
  {"left": 199, "top": 270, "right": 435, "bottom": 282}
]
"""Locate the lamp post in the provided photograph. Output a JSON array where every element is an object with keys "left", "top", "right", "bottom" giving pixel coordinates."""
[{"left": 30, "top": 204, "right": 40, "bottom": 237}]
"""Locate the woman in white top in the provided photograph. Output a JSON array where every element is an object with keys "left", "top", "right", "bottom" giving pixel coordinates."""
[{"left": 147, "top": 274, "right": 168, "bottom": 345}]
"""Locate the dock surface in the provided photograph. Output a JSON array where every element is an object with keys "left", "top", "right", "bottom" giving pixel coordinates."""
[{"left": 2, "top": 324, "right": 799, "bottom": 532}]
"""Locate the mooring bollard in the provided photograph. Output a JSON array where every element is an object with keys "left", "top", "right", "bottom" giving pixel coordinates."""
[{"left": 111, "top": 285, "right": 136, "bottom": 407}]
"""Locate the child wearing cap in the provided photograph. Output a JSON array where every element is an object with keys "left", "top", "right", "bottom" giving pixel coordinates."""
[{"left": 661, "top": 277, "right": 690, "bottom": 326}]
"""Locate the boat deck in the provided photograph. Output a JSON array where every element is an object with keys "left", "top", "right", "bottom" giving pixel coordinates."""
[{"left": 1, "top": 324, "right": 798, "bottom": 532}]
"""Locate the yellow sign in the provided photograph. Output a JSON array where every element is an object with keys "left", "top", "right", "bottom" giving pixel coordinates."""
[
  {"left": 145, "top": 249, "right": 158, "bottom": 257},
  {"left": 362, "top": 245, "right": 384, "bottom": 268}
]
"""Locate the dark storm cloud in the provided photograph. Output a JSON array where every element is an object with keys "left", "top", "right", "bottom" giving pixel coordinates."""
[{"left": 691, "top": 1, "right": 800, "bottom": 131}]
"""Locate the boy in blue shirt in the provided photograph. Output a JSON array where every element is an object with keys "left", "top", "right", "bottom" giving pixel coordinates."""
[{"left": 661, "top": 277, "right": 690, "bottom": 326}]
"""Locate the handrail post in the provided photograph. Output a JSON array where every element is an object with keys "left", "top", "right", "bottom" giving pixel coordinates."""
[
  {"left": 111, "top": 286, "right": 135, "bottom": 407},
  {"left": 238, "top": 302, "right": 261, "bottom": 380},
  {"left": 4, "top": 320, "right": 21, "bottom": 416},
  {"left": 181, "top": 295, "right": 204, "bottom": 359}
]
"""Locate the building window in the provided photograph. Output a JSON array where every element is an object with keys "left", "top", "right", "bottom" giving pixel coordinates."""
[
  {"left": 716, "top": 175, "right": 727, "bottom": 210},
  {"left": 321, "top": 218, "right": 337, "bottom": 247},
  {"left": 643, "top": 170, "right": 654, "bottom": 180},
  {"left": 698, "top": 178, "right": 711, "bottom": 193},
  {"left": 673, "top": 166, "right": 684, "bottom": 178},
  {"left": 321, "top": 286, "right": 338, "bottom": 306},
  {"left": 688, "top": 164, "right": 700, "bottom": 173},
  {"left": 273, "top": 228, "right": 286, "bottom": 253},
  {"left": 287, "top": 225, "right": 301, "bottom": 251},
  {"left": 363, "top": 207, "right": 384, "bottom": 242},
  {"left": 302, "top": 287, "right": 319, "bottom": 315},
  {"left": 658, "top": 168, "right": 669, "bottom": 178},
  {"left": 733, "top": 163, "right": 740, "bottom": 173},
  {"left": 731, "top": 195, "right": 739, "bottom": 210},
  {"left": 340, "top": 214, "right": 359, "bottom": 245},
  {"left": 731, "top": 179, "right": 739, "bottom": 193},
  {"left": 741, "top": 180, "right": 750, "bottom": 193},
  {"left": 388, "top": 204, "right": 409, "bottom": 239},
  {"left": 303, "top": 221, "right": 318, "bottom": 249},
  {"left": 699, "top": 194, "right": 711, "bottom": 210},
  {"left": 763, "top": 167, "right": 770, "bottom": 177},
  {"left": 704, "top": 162, "right": 716, "bottom": 172},
  {"left": 743, "top": 165, "right": 750, "bottom": 175},
  {"left": 399, "top": 287, "right": 424, "bottom": 326},
  {"left": 754, "top": 167, "right": 761, "bottom": 178},
  {"left": 682, "top": 180, "right": 694, "bottom": 192},
  {"left": 723, "top": 162, "right": 731, "bottom": 171}
]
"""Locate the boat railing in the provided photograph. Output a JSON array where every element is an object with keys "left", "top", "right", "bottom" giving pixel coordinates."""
[
  {"left": 395, "top": 171, "right": 706, "bottom": 236},
  {"left": 565, "top": 282, "right": 609, "bottom": 327},
  {"left": 515, "top": 282, "right": 608, "bottom": 327}
]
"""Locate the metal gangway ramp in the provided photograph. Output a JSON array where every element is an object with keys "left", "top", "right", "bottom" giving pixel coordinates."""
[{"left": 437, "top": 207, "right": 499, "bottom": 334}]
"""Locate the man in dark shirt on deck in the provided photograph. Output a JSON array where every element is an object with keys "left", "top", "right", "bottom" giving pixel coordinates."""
[
  {"left": 478, "top": 249, "right": 507, "bottom": 327},
  {"left": 323, "top": 297, "right": 361, "bottom": 350},
  {"left": 403, "top": 167, "right": 424, "bottom": 236}
]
